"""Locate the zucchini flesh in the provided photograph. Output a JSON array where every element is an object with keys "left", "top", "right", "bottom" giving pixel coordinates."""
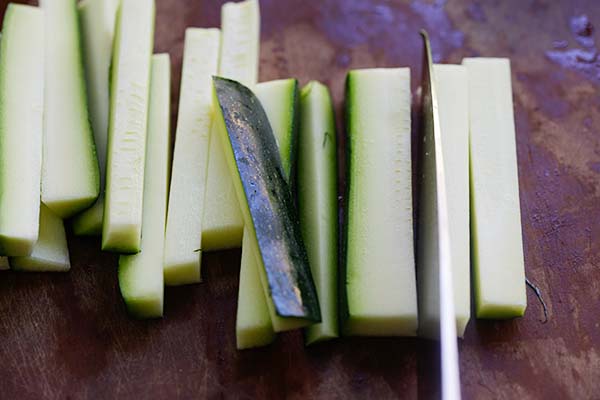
[
  {"left": 163, "top": 28, "right": 220, "bottom": 286},
  {"left": 9, "top": 204, "right": 70, "bottom": 272},
  {"left": 463, "top": 58, "right": 527, "bottom": 318},
  {"left": 254, "top": 79, "right": 299, "bottom": 183},
  {"left": 418, "top": 64, "right": 471, "bottom": 338},
  {"left": 212, "top": 76, "right": 321, "bottom": 324},
  {"left": 102, "top": 0, "right": 155, "bottom": 253},
  {"left": 343, "top": 68, "right": 418, "bottom": 336},
  {"left": 0, "top": 5, "right": 44, "bottom": 256},
  {"left": 40, "top": 0, "right": 100, "bottom": 218},
  {"left": 202, "top": 0, "right": 260, "bottom": 251},
  {"left": 72, "top": 0, "right": 119, "bottom": 235},
  {"left": 298, "top": 81, "right": 339, "bottom": 344},
  {"left": 236, "top": 78, "right": 300, "bottom": 346},
  {"left": 236, "top": 228, "right": 276, "bottom": 349},
  {"left": 0, "top": 257, "right": 8, "bottom": 270},
  {"left": 119, "top": 54, "right": 170, "bottom": 319}
]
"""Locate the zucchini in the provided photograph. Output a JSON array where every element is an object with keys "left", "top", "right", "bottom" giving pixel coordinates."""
[
  {"left": 40, "top": 0, "right": 100, "bottom": 218},
  {"left": 102, "top": 0, "right": 155, "bottom": 253},
  {"left": 0, "top": 5, "right": 44, "bottom": 256},
  {"left": 254, "top": 79, "right": 299, "bottom": 183},
  {"left": 202, "top": 0, "right": 260, "bottom": 251},
  {"left": 343, "top": 68, "right": 418, "bottom": 336},
  {"left": 9, "top": 204, "right": 70, "bottom": 272},
  {"left": 298, "top": 81, "right": 339, "bottom": 344},
  {"left": 418, "top": 64, "right": 471, "bottom": 338},
  {"left": 236, "top": 78, "right": 300, "bottom": 347},
  {"left": 163, "top": 28, "right": 220, "bottom": 286},
  {"left": 119, "top": 54, "right": 170, "bottom": 319},
  {"left": 463, "top": 58, "right": 527, "bottom": 318},
  {"left": 0, "top": 257, "right": 8, "bottom": 270},
  {"left": 212, "top": 77, "right": 321, "bottom": 327},
  {"left": 72, "top": 0, "right": 120, "bottom": 235},
  {"left": 236, "top": 228, "right": 276, "bottom": 349}
]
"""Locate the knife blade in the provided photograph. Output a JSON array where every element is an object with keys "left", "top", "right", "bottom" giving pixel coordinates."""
[{"left": 418, "top": 30, "right": 462, "bottom": 400}]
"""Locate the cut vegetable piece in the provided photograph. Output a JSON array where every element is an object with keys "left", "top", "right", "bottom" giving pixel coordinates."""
[
  {"left": 0, "top": 257, "right": 8, "bottom": 270},
  {"left": 343, "top": 68, "right": 418, "bottom": 336},
  {"left": 254, "top": 79, "right": 299, "bottom": 182},
  {"left": 213, "top": 77, "right": 321, "bottom": 326},
  {"left": 236, "top": 228, "right": 276, "bottom": 349},
  {"left": 236, "top": 78, "right": 301, "bottom": 342},
  {"left": 41, "top": 0, "right": 100, "bottom": 218},
  {"left": 0, "top": 5, "right": 44, "bottom": 256},
  {"left": 418, "top": 64, "right": 470, "bottom": 338},
  {"left": 163, "top": 28, "right": 220, "bottom": 286},
  {"left": 463, "top": 57, "right": 527, "bottom": 318},
  {"left": 202, "top": 0, "right": 260, "bottom": 251},
  {"left": 102, "top": 0, "right": 155, "bottom": 253},
  {"left": 119, "top": 54, "right": 170, "bottom": 319},
  {"left": 219, "top": 0, "right": 260, "bottom": 87},
  {"left": 72, "top": 0, "right": 119, "bottom": 235},
  {"left": 298, "top": 81, "right": 339, "bottom": 344},
  {"left": 10, "top": 204, "right": 70, "bottom": 272}
]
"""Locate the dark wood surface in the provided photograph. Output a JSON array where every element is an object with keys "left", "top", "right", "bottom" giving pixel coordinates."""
[{"left": 2, "top": 0, "right": 600, "bottom": 398}]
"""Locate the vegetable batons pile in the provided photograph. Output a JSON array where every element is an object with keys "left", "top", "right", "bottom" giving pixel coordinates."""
[
  {"left": 0, "top": 0, "right": 527, "bottom": 349},
  {"left": 0, "top": 0, "right": 100, "bottom": 272}
]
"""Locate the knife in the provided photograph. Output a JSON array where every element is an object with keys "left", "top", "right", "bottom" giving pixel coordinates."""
[{"left": 418, "top": 30, "right": 462, "bottom": 400}]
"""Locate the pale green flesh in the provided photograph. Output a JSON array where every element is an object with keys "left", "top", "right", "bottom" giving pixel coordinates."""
[
  {"left": 72, "top": 0, "right": 119, "bottom": 235},
  {"left": 298, "top": 81, "right": 339, "bottom": 344},
  {"left": 102, "top": 0, "right": 155, "bottom": 253},
  {"left": 235, "top": 78, "right": 304, "bottom": 344},
  {"left": 0, "top": 257, "right": 8, "bottom": 270},
  {"left": 236, "top": 228, "right": 275, "bottom": 349},
  {"left": 163, "top": 28, "right": 220, "bottom": 286},
  {"left": 254, "top": 79, "right": 298, "bottom": 182},
  {"left": 344, "top": 68, "right": 418, "bottom": 336},
  {"left": 10, "top": 204, "right": 70, "bottom": 272},
  {"left": 40, "top": 0, "right": 100, "bottom": 218},
  {"left": 239, "top": 228, "right": 311, "bottom": 333},
  {"left": 119, "top": 54, "right": 170, "bottom": 319},
  {"left": 0, "top": 5, "right": 44, "bottom": 257},
  {"left": 72, "top": 202, "right": 103, "bottom": 236},
  {"left": 463, "top": 58, "right": 527, "bottom": 319},
  {"left": 418, "top": 65, "right": 471, "bottom": 338},
  {"left": 202, "top": 0, "right": 260, "bottom": 251}
]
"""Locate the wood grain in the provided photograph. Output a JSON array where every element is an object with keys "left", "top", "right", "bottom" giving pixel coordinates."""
[{"left": 1, "top": 0, "right": 600, "bottom": 398}]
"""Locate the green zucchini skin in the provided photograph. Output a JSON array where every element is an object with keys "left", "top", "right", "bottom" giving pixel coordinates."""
[
  {"left": 339, "top": 74, "right": 353, "bottom": 331},
  {"left": 213, "top": 76, "right": 321, "bottom": 321}
]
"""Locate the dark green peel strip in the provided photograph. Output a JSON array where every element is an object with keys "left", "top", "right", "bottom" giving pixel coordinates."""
[{"left": 213, "top": 76, "right": 321, "bottom": 321}]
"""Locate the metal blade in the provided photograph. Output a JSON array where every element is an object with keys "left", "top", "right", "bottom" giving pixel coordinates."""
[{"left": 419, "top": 30, "right": 462, "bottom": 400}]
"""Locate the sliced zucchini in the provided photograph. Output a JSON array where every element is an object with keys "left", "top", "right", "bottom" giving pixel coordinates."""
[
  {"left": 463, "top": 58, "right": 527, "bottom": 318},
  {"left": 219, "top": 0, "right": 260, "bottom": 87},
  {"left": 202, "top": 0, "right": 260, "bottom": 251},
  {"left": 163, "top": 28, "right": 220, "bottom": 286},
  {"left": 0, "top": 5, "right": 44, "bottom": 256},
  {"left": 236, "top": 78, "right": 300, "bottom": 346},
  {"left": 0, "top": 257, "right": 8, "bottom": 270},
  {"left": 72, "top": 0, "right": 120, "bottom": 235},
  {"left": 10, "top": 204, "right": 70, "bottom": 272},
  {"left": 418, "top": 64, "right": 471, "bottom": 338},
  {"left": 119, "top": 54, "right": 170, "bottom": 319},
  {"left": 343, "top": 68, "right": 418, "bottom": 336},
  {"left": 298, "top": 81, "right": 339, "bottom": 344},
  {"left": 40, "top": 0, "right": 100, "bottom": 218},
  {"left": 213, "top": 77, "right": 321, "bottom": 327},
  {"left": 254, "top": 79, "right": 299, "bottom": 183},
  {"left": 102, "top": 0, "right": 155, "bottom": 253},
  {"left": 236, "top": 228, "right": 276, "bottom": 349}
]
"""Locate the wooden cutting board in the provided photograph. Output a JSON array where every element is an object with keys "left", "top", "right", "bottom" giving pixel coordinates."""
[{"left": 1, "top": 0, "right": 600, "bottom": 398}]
